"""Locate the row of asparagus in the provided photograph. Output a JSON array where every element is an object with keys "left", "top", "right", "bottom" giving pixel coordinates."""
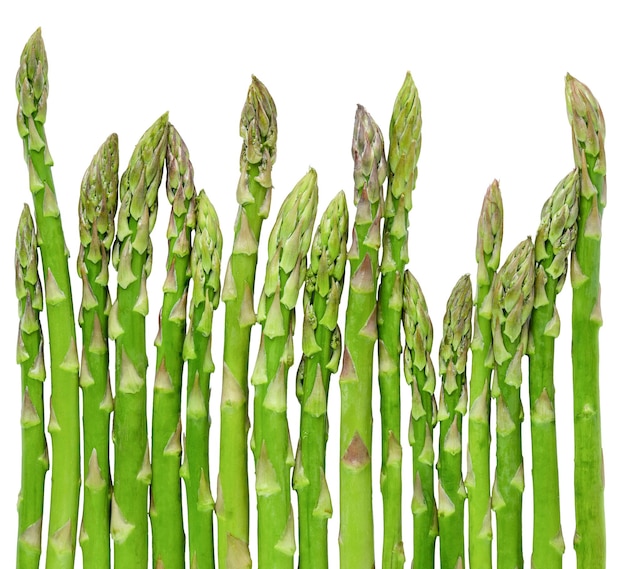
[{"left": 15, "top": 28, "right": 605, "bottom": 569}]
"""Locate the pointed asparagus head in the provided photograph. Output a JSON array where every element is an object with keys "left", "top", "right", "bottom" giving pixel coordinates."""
[
  {"left": 308, "top": 190, "right": 349, "bottom": 295},
  {"left": 535, "top": 169, "right": 579, "bottom": 282},
  {"left": 16, "top": 28, "right": 48, "bottom": 131},
  {"left": 476, "top": 180, "right": 504, "bottom": 285},
  {"left": 191, "top": 190, "right": 223, "bottom": 311},
  {"left": 166, "top": 123, "right": 197, "bottom": 208},
  {"left": 78, "top": 133, "right": 120, "bottom": 272},
  {"left": 239, "top": 75, "right": 278, "bottom": 195},
  {"left": 439, "top": 274, "right": 473, "bottom": 379},
  {"left": 113, "top": 113, "right": 169, "bottom": 278},
  {"left": 491, "top": 238, "right": 535, "bottom": 363},
  {"left": 565, "top": 74, "right": 606, "bottom": 175},
  {"left": 353, "top": 105, "right": 387, "bottom": 212},
  {"left": 263, "top": 168, "right": 319, "bottom": 309},
  {"left": 387, "top": 71, "right": 422, "bottom": 210},
  {"left": 15, "top": 204, "right": 43, "bottom": 308},
  {"left": 402, "top": 270, "right": 435, "bottom": 379}
]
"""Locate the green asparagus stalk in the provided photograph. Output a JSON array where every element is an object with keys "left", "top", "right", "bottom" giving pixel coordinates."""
[
  {"left": 110, "top": 113, "right": 169, "bottom": 569},
  {"left": 15, "top": 205, "right": 48, "bottom": 569},
  {"left": 252, "top": 169, "right": 318, "bottom": 569},
  {"left": 16, "top": 28, "right": 81, "bottom": 569},
  {"left": 491, "top": 237, "right": 535, "bottom": 569},
  {"left": 401, "top": 270, "right": 437, "bottom": 569},
  {"left": 294, "top": 190, "right": 348, "bottom": 569},
  {"left": 467, "top": 180, "right": 503, "bottom": 569},
  {"left": 182, "top": 190, "right": 222, "bottom": 569},
  {"left": 437, "top": 274, "right": 472, "bottom": 569},
  {"left": 150, "top": 123, "right": 197, "bottom": 569},
  {"left": 529, "top": 169, "right": 579, "bottom": 569},
  {"left": 218, "top": 76, "right": 276, "bottom": 569},
  {"left": 339, "top": 105, "right": 387, "bottom": 569},
  {"left": 564, "top": 74, "right": 606, "bottom": 569},
  {"left": 77, "top": 133, "right": 119, "bottom": 569},
  {"left": 378, "top": 72, "right": 422, "bottom": 569}
]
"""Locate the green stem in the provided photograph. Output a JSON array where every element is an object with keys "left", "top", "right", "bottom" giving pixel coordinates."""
[
  {"left": 218, "top": 76, "right": 276, "bottom": 569},
  {"left": 16, "top": 29, "right": 80, "bottom": 569},
  {"left": 151, "top": 124, "right": 196, "bottom": 569},
  {"left": 110, "top": 114, "right": 168, "bottom": 569},
  {"left": 565, "top": 73, "right": 606, "bottom": 569},
  {"left": 339, "top": 106, "right": 387, "bottom": 569},
  {"left": 15, "top": 205, "right": 48, "bottom": 569},
  {"left": 77, "top": 133, "right": 119, "bottom": 569}
]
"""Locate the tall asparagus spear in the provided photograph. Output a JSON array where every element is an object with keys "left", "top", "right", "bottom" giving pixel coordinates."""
[
  {"left": 529, "top": 169, "right": 579, "bottom": 569},
  {"left": 294, "top": 190, "right": 348, "bottom": 569},
  {"left": 182, "top": 190, "right": 222, "bottom": 569},
  {"left": 437, "top": 274, "right": 473, "bottom": 569},
  {"left": 15, "top": 205, "right": 48, "bottom": 569},
  {"left": 378, "top": 71, "right": 422, "bottom": 569},
  {"left": 402, "top": 270, "right": 437, "bottom": 569},
  {"left": 217, "top": 76, "right": 276, "bottom": 569},
  {"left": 150, "top": 124, "right": 197, "bottom": 569},
  {"left": 110, "top": 114, "right": 168, "bottom": 569},
  {"left": 252, "top": 169, "right": 318, "bottom": 569},
  {"left": 491, "top": 237, "right": 535, "bottom": 569},
  {"left": 77, "top": 133, "right": 119, "bottom": 569},
  {"left": 564, "top": 74, "right": 606, "bottom": 569},
  {"left": 339, "top": 105, "right": 387, "bottom": 569},
  {"left": 467, "top": 180, "right": 503, "bottom": 569},
  {"left": 16, "top": 28, "right": 81, "bottom": 569}
]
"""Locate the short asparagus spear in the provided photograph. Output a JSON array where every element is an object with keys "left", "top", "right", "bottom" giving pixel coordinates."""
[
  {"left": 339, "top": 105, "right": 387, "bottom": 569},
  {"left": 565, "top": 74, "right": 606, "bottom": 569},
  {"left": 529, "top": 169, "right": 579, "bottom": 569},
  {"left": 77, "top": 133, "right": 119, "bottom": 569},
  {"left": 110, "top": 114, "right": 168, "bottom": 569},
  {"left": 467, "top": 181, "right": 503, "bottom": 569},
  {"left": 437, "top": 274, "right": 473, "bottom": 569},
  {"left": 151, "top": 124, "right": 197, "bottom": 569},
  {"left": 378, "top": 72, "right": 422, "bottom": 569},
  {"left": 15, "top": 205, "right": 48, "bottom": 569},
  {"left": 294, "top": 190, "right": 348, "bottom": 569},
  {"left": 401, "top": 270, "right": 437, "bottom": 569},
  {"left": 218, "top": 76, "right": 276, "bottom": 569},
  {"left": 252, "top": 169, "right": 318, "bottom": 569},
  {"left": 491, "top": 238, "right": 535, "bottom": 569},
  {"left": 182, "top": 190, "right": 222, "bottom": 569},
  {"left": 16, "top": 28, "right": 81, "bottom": 569}
]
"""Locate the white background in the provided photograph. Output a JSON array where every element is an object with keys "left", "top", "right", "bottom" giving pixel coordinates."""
[{"left": 1, "top": 1, "right": 623, "bottom": 566}]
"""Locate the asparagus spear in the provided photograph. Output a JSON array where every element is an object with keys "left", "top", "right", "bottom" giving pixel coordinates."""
[
  {"left": 252, "top": 168, "right": 318, "bottom": 569},
  {"left": 339, "top": 105, "right": 387, "bottom": 569},
  {"left": 437, "top": 274, "right": 473, "bottom": 569},
  {"left": 467, "top": 181, "right": 503, "bottom": 569},
  {"left": 150, "top": 124, "right": 197, "bottom": 569},
  {"left": 491, "top": 237, "right": 535, "bottom": 569},
  {"left": 182, "top": 190, "right": 222, "bottom": 569},
  {"left": 402, "top": 270, "right": 437, "bottom": 569},
  {"left": 15, "top": 205, "right": 48, "bottom": 569},
  {"left": 217, "top": 76, "right": 276, "bottom": 569},
  {"left": 16, "top": 28, "right": 80, "bottom": 569},
  {"left": 77, "top": 133, "right": 119, "bottom": 569},
  {"left": 378, "top": 72, "right": 422, "bottom": 569},
  {"left": 529, "top": 169, "right": 579, "bottom": 568},
  {"left": 110, "top": 113, "right": 168, "bottom": 569},
  {"left": 564, "top": 74, "right": 606, "bottom": 569},
  {"left": 294, "top": 190, "right": 348, "bottom": 569}
]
